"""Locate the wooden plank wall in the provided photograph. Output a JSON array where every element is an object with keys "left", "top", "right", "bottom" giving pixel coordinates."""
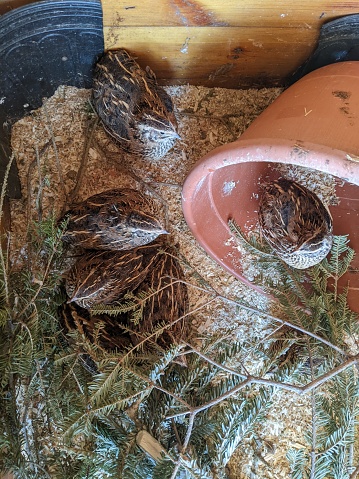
[{"left": 102, "top": 0, "right": 359, "bottom": 88}]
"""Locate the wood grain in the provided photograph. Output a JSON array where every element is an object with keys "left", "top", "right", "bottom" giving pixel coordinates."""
[
  {"left": 104, "top": 26, "right": 316, "bottom": 87},
  {"left": 136, "top": 431, "right": 167, "bottom": 461},
  {"left": 102, "top": 0, "right": 359, "bottom": 87},
  {"left": 103, "top": 0, "right": 359, "bottom": 28}
]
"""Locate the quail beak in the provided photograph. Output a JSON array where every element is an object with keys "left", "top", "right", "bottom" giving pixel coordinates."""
[{"left": 173, "top": 132, "right": 181, "bottom": 140}]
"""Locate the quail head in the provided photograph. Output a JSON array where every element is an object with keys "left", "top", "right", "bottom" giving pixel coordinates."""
[
  {"left": 61, "top": 188, "right": 167, "bottom": 251},
  {"left": 92, "top": 49, "right": 180, "bottom": 159},
  {"left": 258, "top": 178, "right": 333, "bottom": 269}
]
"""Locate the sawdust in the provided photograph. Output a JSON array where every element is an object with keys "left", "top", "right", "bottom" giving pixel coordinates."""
[{"left": 9, "top": 83, "right": 318, "bottom": 478}]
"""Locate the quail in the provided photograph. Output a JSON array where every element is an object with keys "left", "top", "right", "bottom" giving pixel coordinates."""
[
  {"left": 63, "top": 241, "right": 189, "bottom": 352},
  {"left": 92, "top": 49, "right": 180, "bottom": 159},
  {"left": 61, "top": 188, "right": 167, "bottom": 251},
  {"left": 258, "top": 178, "right": 333, "bottom": 269}
]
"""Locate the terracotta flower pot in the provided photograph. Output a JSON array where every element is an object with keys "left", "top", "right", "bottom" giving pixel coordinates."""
[{"left": 182, "top": 62, "right": 359, "bottom": 312}]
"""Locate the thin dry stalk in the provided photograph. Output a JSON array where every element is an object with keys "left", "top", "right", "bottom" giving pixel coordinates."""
[
  {"left": 42, "top": 102, "right": 68, "bottom": 204},
  {"left": 0, "top": 154, "right": 14, "bottom": 305},
  {"left": 65, "top": 114, "right": 99, "bottom": 209}
]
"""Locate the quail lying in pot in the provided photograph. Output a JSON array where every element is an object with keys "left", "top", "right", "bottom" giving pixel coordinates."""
[{"left": 258, "top": 178, "right": 333, "bottom": 269}]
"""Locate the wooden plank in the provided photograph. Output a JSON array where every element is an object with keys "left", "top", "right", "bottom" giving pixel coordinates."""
[
  {"left": 136, "top": 431, "right": 167, "bottom": 461},
  {"left": 104, "top": 26, "right": 317, "bottom": 87},
  {"left": 102, "top": 1, "right": 359, "bottom": 87},
  {"left": 103, "top": 0, "right": 359, "bottom": 28}
]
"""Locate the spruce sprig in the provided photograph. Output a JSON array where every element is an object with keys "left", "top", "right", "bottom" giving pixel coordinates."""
[
  {"left": 230, "top": 219, "right": 359, "bottom": 478},
  {"left": 1, "top": 154, "right": 359, "bottom": 479}
]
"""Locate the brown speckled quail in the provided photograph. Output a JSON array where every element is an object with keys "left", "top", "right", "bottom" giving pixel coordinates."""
[
  {"left": 63, "top": 241, "right": 189, "bottom": 353},
  {"left": 62, "top": 188, "right": 167, "bottom": 251},
  {"left": 92, "top": 49, "right": 180, "bottom": 159},
  {"left": 258, "top": 178, "right": 333, "bottom": 269},
  {"left": 65, "top": 242, "right": 163, "bottom": 309}
]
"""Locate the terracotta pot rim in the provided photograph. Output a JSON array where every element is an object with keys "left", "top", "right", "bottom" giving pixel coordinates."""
[
  {"left": 181, "top": 137, "right": 359, "bottom": 304},
  {"left": 182, "top": 137, "right": 359, "bottom": 208}
]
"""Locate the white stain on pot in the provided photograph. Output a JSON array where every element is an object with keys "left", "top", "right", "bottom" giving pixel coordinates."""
[{"left": 222, "top": 180, "right": 236, "bottom": 196}]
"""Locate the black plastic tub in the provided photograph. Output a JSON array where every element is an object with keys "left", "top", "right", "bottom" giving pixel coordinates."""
[
  {"left": 289, "top": 14, "right": 359, "bottom": 85},
  {"left": 0, "top": 0, "right": 104, "bottom": 197}
]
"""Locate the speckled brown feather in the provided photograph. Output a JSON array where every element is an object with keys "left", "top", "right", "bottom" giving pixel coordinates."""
[
  {"left": 258, "top": 178, "right": 333, "bottom": 268},
  {"left": 60, "top": 301, "right": 132, "bottom": 352},
  {"left": 62, "top": 188, "right": 167, "bottom": 251},
  {"left": 92, "top": 49, "right": 179, "bottom": 159},
  {"left": 63, "top": 241, "right": 189, "bottom": 353},
  {"left": 65, "top": 243, "right": 163, "bottom": 308},
  {"left": 128, "top": 243, "right": 189, "bottom": 350}
]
